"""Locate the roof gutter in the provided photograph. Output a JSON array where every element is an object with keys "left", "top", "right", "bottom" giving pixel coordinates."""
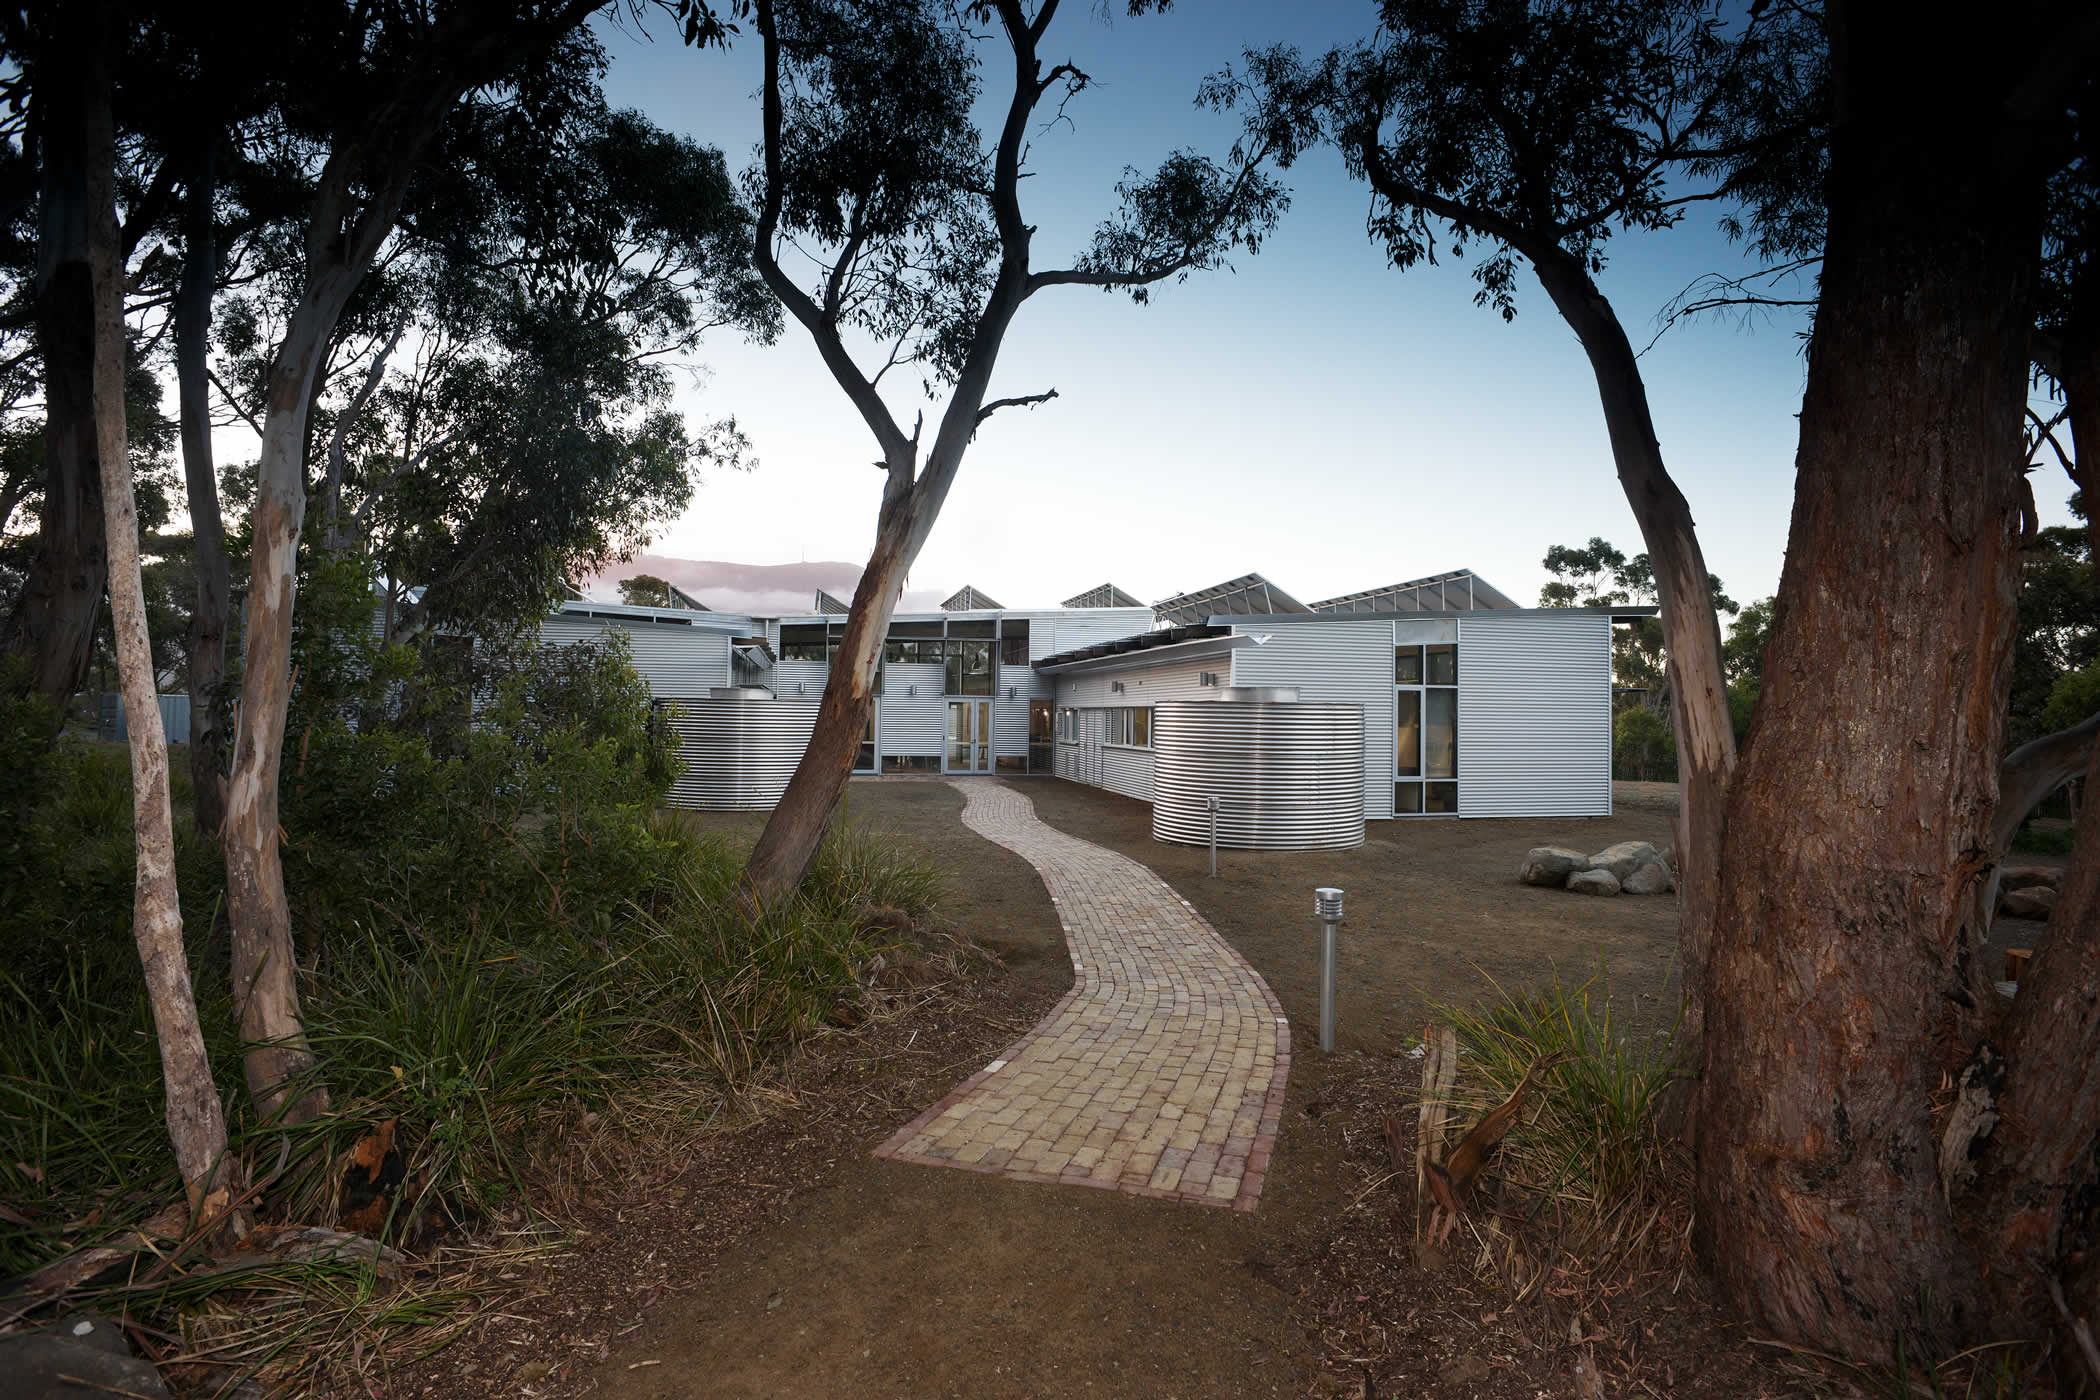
[{"left": 1033, "top": 633, "right": 1255, "bottom": 676}]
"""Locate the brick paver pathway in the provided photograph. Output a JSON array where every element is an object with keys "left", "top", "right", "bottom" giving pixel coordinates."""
[{"left": 874, "top": 781, "right": 1290, "bottom": 1210}]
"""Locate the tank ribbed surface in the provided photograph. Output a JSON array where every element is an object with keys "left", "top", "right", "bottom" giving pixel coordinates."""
[
  {"left": 662, "top": 698, "right": 821, "bottom": 810},
  {"left": 1151, "top": 701, "right": 1366, "bottom": 849}
]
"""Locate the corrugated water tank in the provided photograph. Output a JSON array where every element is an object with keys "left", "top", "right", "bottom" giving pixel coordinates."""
[
  {"left": 661, "top": 696, "right": 820, "bottom": 810},
  {"left": 1150, "top": 699, "right": 1366, "bottom": 849}
]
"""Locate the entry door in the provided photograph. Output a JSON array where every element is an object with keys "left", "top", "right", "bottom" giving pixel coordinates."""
[{"left": 946, "top": 700, "right": 991, "bottom": 773}]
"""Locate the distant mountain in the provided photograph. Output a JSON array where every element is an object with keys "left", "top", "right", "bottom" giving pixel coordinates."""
[{"left": 583, "top": 556, "right": 949, "bottom": 617}]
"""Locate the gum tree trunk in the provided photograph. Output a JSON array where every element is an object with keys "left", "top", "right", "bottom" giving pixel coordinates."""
[
  {"left": 1693, "top": 1, "right": 2047, "bottom": 1353},
  {"left": 4, "top": 18, "right": 105, "bottom": 716},
  {"left": 176, "top": 132, "right": 231, "bottom": 841},
  {"left": 81, "top": 1, "right": 242, "bottom": 1224},
  {"left": 1527, "top": 254, "right": 1736, "bottom": 1024}
]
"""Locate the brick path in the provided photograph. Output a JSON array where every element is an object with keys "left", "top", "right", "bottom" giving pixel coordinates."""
[{"left": 874, "top": 781, "right": 1290, "bottom": 1210}]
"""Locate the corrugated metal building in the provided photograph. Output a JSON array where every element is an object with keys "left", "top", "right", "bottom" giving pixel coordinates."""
[{"left": 524, "top": 566, "right": 1633, "bottom": 827}]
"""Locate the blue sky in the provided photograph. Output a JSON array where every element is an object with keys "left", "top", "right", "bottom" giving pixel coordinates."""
[{"left": 588, "top": 0, "right": 2076, "bottom": 617}]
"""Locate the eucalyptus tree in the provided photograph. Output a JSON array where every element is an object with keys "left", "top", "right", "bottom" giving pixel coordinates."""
[
  {"left": 1212, "top": 0, "right": 1822, "bottom": 1001},
  {"left": 314, "top": 87, "right": 776, "bottom": 642},
  {"left": 212, "top": 0, "right": 654, "bottom": 1124},
  {"left": 732, "top": 0, "right": 1289, "bottom": 902}
]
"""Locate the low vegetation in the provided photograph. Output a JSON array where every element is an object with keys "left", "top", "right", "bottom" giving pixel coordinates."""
[{"left": 0, "top": 636, "right": 949, "bottom": 1392}]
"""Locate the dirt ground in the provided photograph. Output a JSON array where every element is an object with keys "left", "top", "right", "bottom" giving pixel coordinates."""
[{"left": 386, "top": 777, "right": 1791, "bottom": 1400}]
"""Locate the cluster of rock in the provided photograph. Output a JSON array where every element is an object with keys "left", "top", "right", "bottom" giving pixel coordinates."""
[
  {"left": 1519, "top": 840, "right": 1675, "bottom": 897},
  {"left": 1998, "top": 865, "right": 2061, "bottom": 921}
]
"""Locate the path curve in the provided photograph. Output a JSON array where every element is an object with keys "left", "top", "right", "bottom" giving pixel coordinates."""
[{"left": 874, "top": 781, "right": 1290, "bottom": 1210}]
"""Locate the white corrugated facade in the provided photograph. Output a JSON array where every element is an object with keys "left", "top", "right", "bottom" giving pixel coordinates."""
[
  {"left": 1045, "top": 608, "right": 1622, "bottom": 822},
  {"left": 1454, "top": 611, "right": 1614, "bottom": 817}
]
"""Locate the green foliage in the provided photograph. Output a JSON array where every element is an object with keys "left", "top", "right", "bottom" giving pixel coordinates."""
[
  {"left": 2039, "top": 661, "right": 2100, "bottom": 736},
  {"left": 618, "top": 573, "right": 676, "bottom": 608},
  {"left": 1433, "top": 966, "right": 1687, "bottom": 1218},
  {"left": 1722, "top": 596, "right": 1775, "bottom": 685},
  {"left": 2012, "top": 822, "right": 2076, "bottom": 857},
  {"left": 2009, "top": 521, "right": 2098, "bottom": 748},
  {"left": 1727, "top": 677, "right": 1759, "bottom": 745},
  {"left": 1613, "top": 704, "right": 1677, "bottom": 782}
]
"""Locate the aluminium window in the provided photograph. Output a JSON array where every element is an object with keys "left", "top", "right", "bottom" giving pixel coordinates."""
[
  {"left": 1057, "top": 707, "right": 1079, "bottom": 742},
  {"left": 1396, "top": 642, "right": 1459, "bottom": 816},
  {"left": 1105, "top": 706, "right": 1152, "bottom": 748}
]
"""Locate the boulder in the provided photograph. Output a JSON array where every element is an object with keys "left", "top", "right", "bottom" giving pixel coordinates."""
[
  {"left": 1588, "top": 840, "right": 1660, "bottom": 883},
  {"left": 1999, "top": 864, "right": 2061, "bottom": 892},
  {"left": 1567, "top": 869, "right": 1622, "bottom": 896},
  {"left": 0, "top": 1326, "right": 170, "bottom": 1400},
  {"left": 2000, "top": 886, "right": 2057, "bottom": 921},
  {"left": 1621, "top": 859, "right": 1675, "bottom": 896},
  {"left": 1519, "top": 846, "right": 1590, "bottom": 886}
]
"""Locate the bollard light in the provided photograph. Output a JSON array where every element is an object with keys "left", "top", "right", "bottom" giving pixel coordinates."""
[
  {"left": 1206, "top": 796, "right": 1221, "bottom": 877},
  {"left": 1315, "top": 887, "right": 1344, "bottom": 1053}
]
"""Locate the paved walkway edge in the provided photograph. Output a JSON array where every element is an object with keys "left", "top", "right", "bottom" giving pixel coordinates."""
[{"left": 872, "top": 781, "right": 1291, "bottom": 1212}]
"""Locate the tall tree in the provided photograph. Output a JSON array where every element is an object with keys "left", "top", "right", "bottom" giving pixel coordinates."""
[
  {"left": 734, "top": 0, "right": 1287, "bottom": 902},
  {"left": 2, "top": 6, "right": 110, "bottom": 716},
  {"left": 76, "top": 0, "right": 242, "bottom": 1230},
  {"left": 1216, "top": 0, "right": 1822, "bottom": 1020},
  {"left": 1694, "top": 0, "right": 2097, "bottom": 1362},
  {"left": 217, "top": 0, "right": 628, "bottom": 1123}
]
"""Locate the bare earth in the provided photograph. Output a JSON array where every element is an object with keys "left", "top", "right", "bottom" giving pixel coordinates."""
[{"left": 390, "top": 777, "right": 1784, "bottom": 1400}]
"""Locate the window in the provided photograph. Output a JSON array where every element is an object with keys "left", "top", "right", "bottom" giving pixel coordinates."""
[
  {"left": 881, "top": 754, "right": 940, "bottom": 774},
  {"left": 1058, "top": 707, "right": 1079, "bottom": 742},
  {"left": 999, "top": 619, "right": 1030, "bottom": 666},
  {"left": 855, "top": 711, "right": 876, "bottom": 771},
  {"left": 780, "top": 623, "right": 829, "bottom": 662},
  {"left": 1105, "top": 706, "right": 1151, "bottom": 748},
  {"left": 946, "top": 638, "right": 994, "bottom": 696},
  {"left": 1396, "top": 641, "right": 1458, "bottom": 816},
  {"left": 885, "top": 638, "right": 944, "bottom": 664}
]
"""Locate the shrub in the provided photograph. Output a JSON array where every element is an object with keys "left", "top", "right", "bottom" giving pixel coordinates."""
[
  {"left": 1430, "top": 965, "right": 1686, "bottom": 1224},
  {"left": 1612, "top": 705, "right": 1677, "bottom": 782}
]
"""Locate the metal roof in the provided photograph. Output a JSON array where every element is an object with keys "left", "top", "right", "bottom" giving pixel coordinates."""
[
  {"left": 1151, "top": 573, "right": 1311, "bottom": 626},
  {"left": 1209, "top": 605, "right": 1657, "bottom": 625},
  {"left": 813, "top": 588, "right": 851, "bottom": 615},
  {"left": 1061, "top": 582, "right": 1144, "bottom": 610},
  {"left": 1308, "top": 569, "right": 1518, "bottom": 614},
  {"left": 1033, "top": 624, "right": 1236, "bottom": 671},
  {"left": 940, "top": 584, "right": 1004, "bottom": 611},
  {"left": 666, "top": 584, "right": 712, "bottom": 611}
]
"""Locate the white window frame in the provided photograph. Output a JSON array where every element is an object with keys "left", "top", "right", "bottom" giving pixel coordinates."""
[{"left": 1104, "top": 706, "right": 1152, "bottom": 749}]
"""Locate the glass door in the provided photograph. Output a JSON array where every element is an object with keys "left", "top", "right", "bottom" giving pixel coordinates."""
[{"left": 946, "top": 700, "right": 992, "bottom": 773}]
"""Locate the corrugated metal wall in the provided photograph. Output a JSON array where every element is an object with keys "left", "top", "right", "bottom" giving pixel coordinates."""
[
  {"left": 1456, "top": 612, "right": 1613, "bottom": 817},
  {"left": 1098, "top": 744, "right": 1153, "bottom": 801},
  {"left": 1053, "top": 655, "right": 1216, "bottom": 707},
  {"left": 1230, "top": 621, "right": 1393, "bottom": 819},
  {"left": 540, "top": 614, "right": 734, "bottom": 698},
  {"left": 880, "top": 663, "right": 946, "bottom": 756},
  {"left": 773, "top": 657, "right": 830, "bottom": 698},
  {"left": 993, "top": 696, "right": 1030, "bottom": 761}
]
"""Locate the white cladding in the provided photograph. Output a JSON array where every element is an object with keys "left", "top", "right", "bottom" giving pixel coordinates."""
[
  {"left": 1455, "top": 612, "right": 1613, "bottom": 817},
  {"left": 880, "top": 663, "right": 947, "bottom": 755},
  {"left": 1054, "top": 655, "right": 1217, "bottom": 707},
  {"left": 540, "top": 613, "right": 732, "bottom": 696},
  {"left": 1229, "top": 621, "right": 1394, "bottom": 820}
]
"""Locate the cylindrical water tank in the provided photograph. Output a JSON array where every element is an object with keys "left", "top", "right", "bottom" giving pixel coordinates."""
[
  {"left": 661, "top": 697, "right": 821, "bottom": 810},
  {"left": 1150, "top": 700, "right": 1365, "bottom": 849}
]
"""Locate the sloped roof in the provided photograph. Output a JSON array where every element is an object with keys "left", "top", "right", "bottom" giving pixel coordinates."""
[
  {"left": 1309, "top": 569, "right": 1518, "bottom": 614},
  {"left": 813, "top": 588, "right": 851, "bottom": 615},
  {"left": 1152, "top": 572, "right": 1310, "bottom": 627},
  {"left": 1061, "top": 582, "right": 1144, "bottom": 610},
  {"left": 940, "top": 584, "right": 1004, "bottom": 611}
]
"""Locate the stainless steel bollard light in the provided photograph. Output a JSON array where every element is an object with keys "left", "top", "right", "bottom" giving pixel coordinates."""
[
  {"left": 1207, "top": 796, "right": 1221, "bottom": 877},
  {"left": 1315, "top": 887, "right": 1343, "bottom": 1052}
]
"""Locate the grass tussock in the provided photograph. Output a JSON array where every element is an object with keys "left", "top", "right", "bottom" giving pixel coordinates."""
[
  {"left": 1420, "top": 963, "right": 1692, "bottom": 1322},
  {"left": 1, "top": 737, "right": 952, "bottom": 1394}
]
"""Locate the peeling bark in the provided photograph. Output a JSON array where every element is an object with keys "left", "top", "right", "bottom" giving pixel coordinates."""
[{"left": 1694, "top": 0, "right": 2047, "bottom": 1354}]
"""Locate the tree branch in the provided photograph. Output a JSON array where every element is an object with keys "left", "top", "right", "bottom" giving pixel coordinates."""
[
  {"left": 973, "top": 387, "right": 1057, "bottom": 430},
  {"left": 1993, "top": 711, "right": 2100, "bottom": 857},
  {"left": 753, "top": 0, "right": 910, "bottom": 471}
]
